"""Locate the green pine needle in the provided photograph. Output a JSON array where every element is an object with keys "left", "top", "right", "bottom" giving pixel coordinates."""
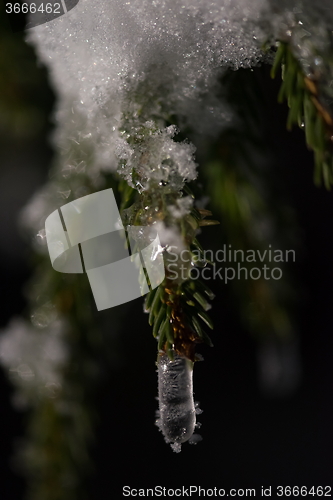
[{"left": 272, "top": 41, "right": 333, "bottom": 189}]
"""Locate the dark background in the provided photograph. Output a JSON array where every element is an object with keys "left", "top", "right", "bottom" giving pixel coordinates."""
[{"left": 0, "top": 8, "right": 332, "bottom": 499}]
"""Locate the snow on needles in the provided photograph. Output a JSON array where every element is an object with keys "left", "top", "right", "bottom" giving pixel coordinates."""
[
  {"left": 24, "top": 0, "right": 333, "bottom": 210},
  {"left": 26, "top": 0, "right": 268, "bottom": 185}
]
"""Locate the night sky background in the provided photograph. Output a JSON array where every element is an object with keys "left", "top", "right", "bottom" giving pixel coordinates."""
[{"left": 0, "top": 7, "right": 332, "bottom": 499}]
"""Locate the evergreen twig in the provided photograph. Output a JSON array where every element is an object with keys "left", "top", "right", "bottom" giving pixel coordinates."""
[{"left": 271, "top": 41, "right": 333, "bottom": 189}]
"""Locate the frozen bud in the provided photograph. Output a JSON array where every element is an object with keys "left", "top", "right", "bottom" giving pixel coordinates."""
[{"left": 156, "top": 353, "right": 198, "bottom": 452}]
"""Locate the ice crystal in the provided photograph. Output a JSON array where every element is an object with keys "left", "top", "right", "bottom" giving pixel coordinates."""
[
  {"left": 116, "top": 124, "right": 197, "bottom": 191},
  {"left": 156, "top": 353, "right": 197, "bottom": 452}
]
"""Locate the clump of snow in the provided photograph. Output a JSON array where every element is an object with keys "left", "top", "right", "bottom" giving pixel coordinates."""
[
  {"left": 23, "top": 0, "right": 333, "bottom": 224},
  {"left": 168, "top": 196, "right": 193, "bottom": 219},
  {"left": 26, "top": 0, "right": 270, "bottom": 186},
  {"left": 153, "top": 220, "right": 186, "bottom": 253},
  {"left": 25, "top": 0, "right": 333, "bottom": 189},
  {"left": 20, "top": 184, "right": 61, "bottom": 241},
  {"left": 116, "top": 123, "right": 197, "bottom": 191},
  {"left": 0, "top": 318, "right": 69, "bottom": 407}
]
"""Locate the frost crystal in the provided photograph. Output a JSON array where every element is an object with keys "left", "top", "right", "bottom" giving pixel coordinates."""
[{"left": 116, "top": 124, "right": 197, "bottom": 191}]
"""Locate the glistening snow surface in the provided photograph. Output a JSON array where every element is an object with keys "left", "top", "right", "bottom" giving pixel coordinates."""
[
  {"left": 26, "top": 0, "right": 269, "bottom": 186},
  {"left": 23, "top": 0, "right": 333, "bottom": 224},
  {"left": 28, "top": 0, "right": 266, "bottom": 111}
]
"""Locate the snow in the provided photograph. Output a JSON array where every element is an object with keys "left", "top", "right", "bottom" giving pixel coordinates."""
[
  {"left": 25, "top": 0, "right": 268, "bottom": 189},
  {"left": 22, "top": 0, "right": 333, "bottom": 230},
  {"left": 0, "top": 318, "right": 69, "bottom": 408},
  {"left": 115, "top": 124, "right": 197, "bottom": 191}
]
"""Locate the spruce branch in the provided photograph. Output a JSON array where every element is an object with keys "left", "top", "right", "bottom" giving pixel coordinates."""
[
  {"left": 144, "top": 275, "right": 215, "bottom": 362},
  {"left": 271, "top": 41, "right": 333, "bottom": 189},
  {"left": 119, "top": 180, "right": 216, "bottom": 362}
]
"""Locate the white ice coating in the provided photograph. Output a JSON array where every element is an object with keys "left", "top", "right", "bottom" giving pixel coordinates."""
[{"left": 156, "top": 353, "right": 196, "bottom": 451}]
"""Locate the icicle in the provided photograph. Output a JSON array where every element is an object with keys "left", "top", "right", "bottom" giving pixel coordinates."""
[{"left": 156, "top": 353, "right": 198, "bottom": 452}]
